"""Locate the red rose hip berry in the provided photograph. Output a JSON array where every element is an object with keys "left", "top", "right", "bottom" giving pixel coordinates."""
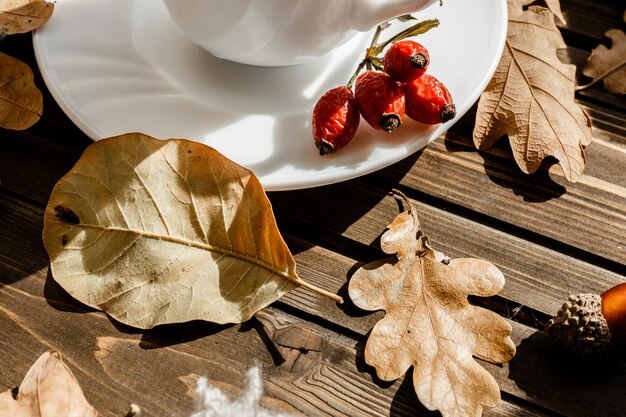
[
  {"left": 383, "top": 40, "right": 430, "bottom": 83},
  {"left": 404, "top": 74, "right": 456, "bottom": 125},
  {"left": 355, "top": 70, "right": 405, "bottom": 132},
  {"left": 312, "top": 86, "right": 361, "bottom": 155}
]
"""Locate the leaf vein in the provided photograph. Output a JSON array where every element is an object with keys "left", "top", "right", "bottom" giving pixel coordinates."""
[
  {"left": 509, "top": 40, "right": 569, "bottom": 164},
  {"left": 508, "top": 45, "right": 572, "bottom": 80},
  {"left": 114, "top": 149, "right": 172, "bottom": 235},
  {"left": 160, "top": 146, "right": 208, "bottom": 241},
  {"left": 50, "top": 221, "right": 296, "bottom": 284}
]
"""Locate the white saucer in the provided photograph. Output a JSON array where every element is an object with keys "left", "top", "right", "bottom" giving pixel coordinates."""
[{"left": 33, "top": 0, "right": 507, "bottom": 191}]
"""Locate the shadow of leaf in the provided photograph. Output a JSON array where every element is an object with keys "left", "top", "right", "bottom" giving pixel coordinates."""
[
  {"left": 508, "top": 331, "right": 626, "bottom": 417},
  {"left": 390, "top": 370, "right": 440, "bottom": 417},
  {"left": 443, "top": 131, "right": 567, "bottom": 203}
]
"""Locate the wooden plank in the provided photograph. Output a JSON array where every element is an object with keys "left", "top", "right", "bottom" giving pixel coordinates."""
[
  {"left": 1, "top": 254, "right": 622, "bottom": 417},
  {"left": 271, "top": 186, "right": 625, "bottom": 322},
  {"left": 494, "top": 320, "right": 626, "bottom": 417},
  {"left": 351, "top": 132, "right": 626, "bottom": 266},
  {"left": 2, "top": 169, "right": 622, "bottom": 333},
  {"left": 0, "top": 132, "right": 84, "bottom": 204},
  {"left": 0, "top": 247, "right": 547, "bottom": 417},
  {"left": 0, "top": 191, "right": 623, "bottom": 415},
  {"left": 560, "top": 0, "right": 626, "bottom": 44},
  {"left": 1, "top": 175, "right": 624, "bottom": 417}
]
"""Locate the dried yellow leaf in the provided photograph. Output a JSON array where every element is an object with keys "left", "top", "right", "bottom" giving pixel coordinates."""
[
  {"left": 0, "top": 51, "right": 42, "bottom": 130},
  {"left": 349, "top": 191, "right": 515, "bottom": 417},
  {"left": 473, "top": 0, "right": 592, "bottom": 182},
  {"left": 43, "top": 133, "right": 340, "bottom": 329},
  {"left": 0, "top": 351, "right": 97, "bottom": 417},
  {"left": 0, "top": 0, "right": 54, "bottom": 34}
]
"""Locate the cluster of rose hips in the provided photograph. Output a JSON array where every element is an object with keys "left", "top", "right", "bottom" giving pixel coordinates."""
[{"left": 312, "top": 39, "right": 456, "bottom": 155}]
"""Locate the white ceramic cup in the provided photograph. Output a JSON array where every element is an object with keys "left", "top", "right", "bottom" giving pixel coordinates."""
[{"left": 161, "top": 0, "right": 440, "bottom": 67}]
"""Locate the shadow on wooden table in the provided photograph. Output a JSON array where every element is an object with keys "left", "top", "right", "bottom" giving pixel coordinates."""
[
  {"left": 443, "top": 106, "right": 567, "bottom": 203},
  {"left": 389, "top": 371, "right": 440, "bottom": 417},
  {"left": 273, "top": 150, "right": 424, "bottom": 255},
  {"left": 138, "top": 320, "right": 233, "bottom": 350},
  {"left": 43, "top": 268, "right": 99, "bottom": 314},
  {"left": 443, "top": 136, "right": 567, "bottom": 203},
  {"left": 44, "top": 267, "right": 233, "bottom": 350},
  {"left": 0, "top": 194, "right": 50, "bottom": 288},
  {"left": 508, "top": 330, "right": 626, "bottom": 417}
]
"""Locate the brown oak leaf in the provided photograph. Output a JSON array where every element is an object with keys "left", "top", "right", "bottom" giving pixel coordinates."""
[
  {"left": 0, "top": 0, "right": 54, "bottom": 34},
  {"left": 473, "top": 0, "right": 592, "bottom": 182},
  {"left": 524, "top": 0, "right": 566, "bottom": 25},
  {"left": 0, "top": 51, "right": 43, "bottom": 130},
  {"left": 42, "top": 133, "right": 340, "bottom": 329},
  {"left": 348, "top": 191, "right": 516, "bottom": 417},
  {"left": 0, "top": 351, "right": 98, "bottom": 417},
  {"left": 579, "top": 26, "right": 626, "bottom": 96}
]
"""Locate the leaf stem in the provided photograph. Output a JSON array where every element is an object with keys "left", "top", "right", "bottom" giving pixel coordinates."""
[
  {"left": 296, "top": 278, "right": 344, "bottom": 304},
  {"left": 575, "top": 59, "right": 626, "bottom": 92},
  {"left": 390, "top": 189, "right": 422, "bottom": 241},
  {"left": 347, "top": 24, "right": 384, "bottom": 89},
  {"left": 373, "top": 19, "right": 440, "bottom": 56},
  {"left": 345, "top": 18, "right": 439, "bottom": 89},
  {"left": 347, "top": 60, "right": 367, "bottom": 89},
  {"left": 390, "top": 189, "right": 413, "bottom": 211}
]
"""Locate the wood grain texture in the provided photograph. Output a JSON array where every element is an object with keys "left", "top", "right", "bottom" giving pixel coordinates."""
[
  {"left": 560, "top": 0, "right": 626, "bottom": 43},
  {"left": 2, "top": 190, "right": 625, "bottom": 417},
  {"left": 0, "top": 242, "right": 550, "bottom": 417},
  {"left": 359, "top": 132, "right": 626, "bottom": 266},
  {"left": 2, "top": 167, "right": 623, "bottom": 333},
  {"left": 1, "top": 258, "right": 623, "bottom": 417},
  {"left": 1, "top": 1, "right": 625, "bottom": 416},
  {"left": 0, "top": 244, "right": 613, "bottom": 417},
  {"left": 268, "top": 181, "right": 625, "bottom": 316}
]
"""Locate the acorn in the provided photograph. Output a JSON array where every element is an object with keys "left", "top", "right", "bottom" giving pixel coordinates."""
[{"left": 545, "top": 282, "right": 626, "bottom": 358}]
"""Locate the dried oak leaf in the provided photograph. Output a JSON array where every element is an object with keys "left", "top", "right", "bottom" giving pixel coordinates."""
[
  {"left": 473, "top": 0, "right": 592, "bottom": 182},
  {"left": 348, "top": 192, "right": 516, "bottom": 417},
  {"left": 0, "top": 0, "right": 54, "bottom": 34},
  {"left": 580, "top": 28, "right": 626, "bottom": 95},
  {"left": 42, "top": 133, "right": 340, "bottom": 329},
  {"left": 538, "top": 0, "right": 566, "bottom": 25},
  {"left": 0, "top": 51, "right": 43, "bottom": 130},
  {"left": 0, "top": 351, "right": 97, "bottom": 417}
]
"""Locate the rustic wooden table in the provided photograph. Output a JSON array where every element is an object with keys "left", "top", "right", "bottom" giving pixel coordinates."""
[{"left": 1, "top": 1, "right": 625, "bottom": 416}]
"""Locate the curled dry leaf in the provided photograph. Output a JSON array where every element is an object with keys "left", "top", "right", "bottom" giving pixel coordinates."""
[
  {"left": 539, "top": 0, "right": 566, "bottom": 25},
  {"left": 348, "top": 191, "right": 516, "bottom": 417},
  {"left": 579, "top": 28, "right": 626, "bottom": 95},
  {"left": 0, "top": 0, "right": 54, "bottom": 34},
  {"left": 42, "top": 133, "right": 340, "bottom": 329},
  {"left": 0, "top": 351, "right": 97, "bottom": 417},
  {"left": 473, "top": 0, "right": 592, "bottom": 182},
  {"left": 0, "top": 51, "right": 43, "bottom": 130}
]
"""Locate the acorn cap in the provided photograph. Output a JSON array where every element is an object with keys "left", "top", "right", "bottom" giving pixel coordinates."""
[{"left": 545, "top": 293, "right": 612, "bottom": 358}]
